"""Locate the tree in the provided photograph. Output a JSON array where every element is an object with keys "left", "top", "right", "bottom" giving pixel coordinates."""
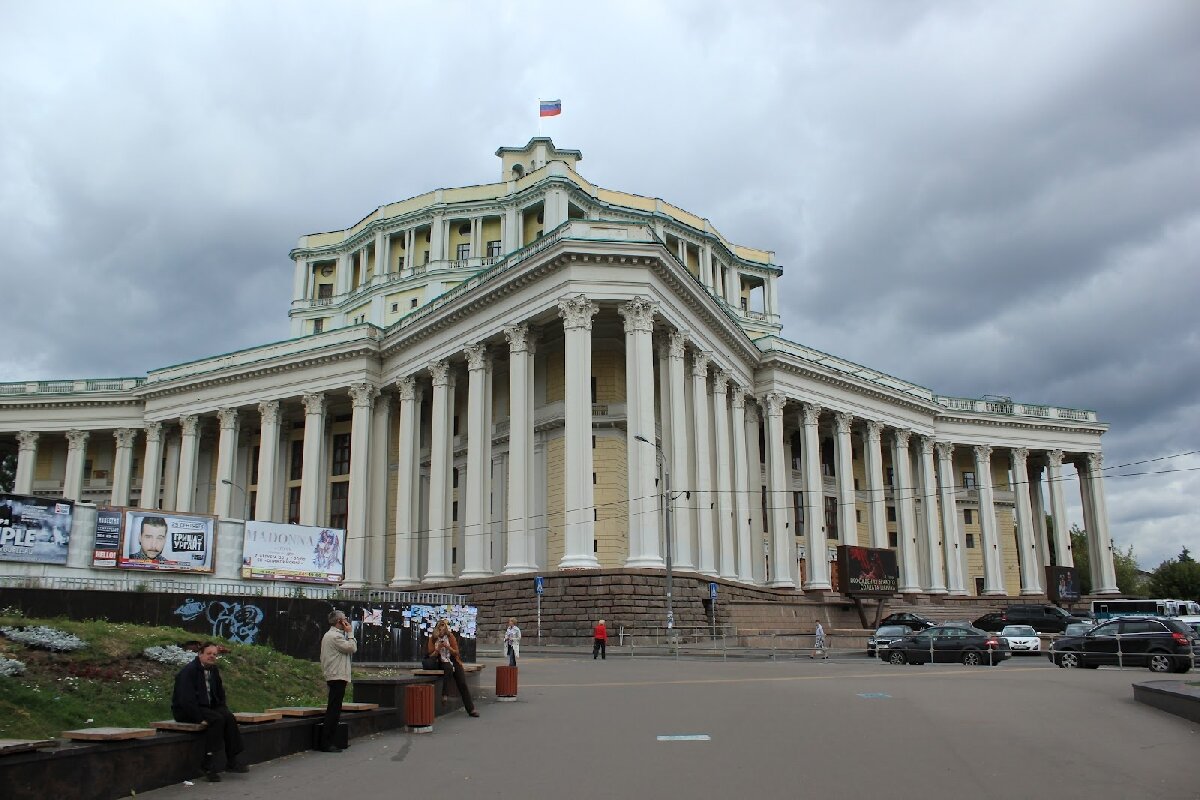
[
  {"left": 1147, "top": 550, "right": 1200, "bottom": 601},
  {"left": 0, "top": 453, "right": 14, "bottom": 494},
  {"left": 1069, "top": 525, "right": 1145, "bottom": 596}
]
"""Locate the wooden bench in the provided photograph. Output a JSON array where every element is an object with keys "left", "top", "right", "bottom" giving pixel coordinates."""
[
  {"left": 410, "top": 664, "right": 486, "bottom": 704},
  {"left": 264, "top": 706, "right": 325, "bottom": 717},
  {"left": 61, "top": 727, "right": 157, "bottom": 742},
  {"left": 234, "top": 711, "right": 283, "bottom": 724},
  {"left": 0, "top": 739, "right": 56, "bottom": 756},
  {"left": 150, "top": 720, "right": 207, "bottom": 733}
]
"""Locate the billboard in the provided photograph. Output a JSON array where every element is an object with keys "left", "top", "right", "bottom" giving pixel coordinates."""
[
  {"left": 1045, "top": 565, "right": 1081, "bottom": 605},
  {"left": 117, "top": 509, "right": 216, "bottom": 573},
  {"left": 0, "top": 493, "right": 73, "bottom": 565},
  {"left": 92, "top": 507, "right": 124, "bottom": 568},
  {"left": 836, "top": 545, "right": 899, "bottom": 595},
  {"left": 241, "top": 520, "right": 346, "bottom": 584}
]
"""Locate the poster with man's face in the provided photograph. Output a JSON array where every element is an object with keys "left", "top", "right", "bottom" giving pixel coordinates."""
[{"left": 117, "top": 509, "right": 216, "bottom": 572}]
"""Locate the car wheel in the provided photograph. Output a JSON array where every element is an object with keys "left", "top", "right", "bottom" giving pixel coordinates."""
[
  {"left": 1173, "top": 661, "right": 1192, "bottom": 674},
  {"left": 888, "top": 650, "right": 907, "bottom": 665},
  {"left": 962, "top": 650, "right": 982, "bottom": 666},
  {"left": 1059, "top": 651, "right": 1081, "bottom": 669},
  {"left": 1148, "top": 652, "right": 1174, "bottom": 673}
]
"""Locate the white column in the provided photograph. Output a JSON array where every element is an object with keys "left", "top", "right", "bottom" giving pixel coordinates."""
[
  {"left": 1009, "top": 447, "right": 1043, "bottom": 595},
  {"left": 1046, "top": 449, "right": 1073, "bottom": 567},
  {"left": 832, "top": 413, "right": 857, "bottom": 547},
  {"left": 503, "top": 207, "right": 519, "bottom": 253},
  {"left": 1030, "top": 463, "right": 1051, "bottom": 568},
  {"left": 292, "top": 257, "right": 308, "bottom": 303},
  {"left": 936, "top": 442, "right": 967, "bottom": 595},
  {"left": 214, "top": 409, "right": 240, "bottom": 519},
  {"left": 299, "top": 393, "right": 326, "bottom": 526},
  {"left": 373, "top": 231, "right": 386, "bottom": 280},
  {"left": 110, "top": 429, "right": 137, "bottom": 507},
  {"left": 691, "top": 351, "right": 716, "bottom": 576},
  {"left": 162, "top": 431, "right": 180, "bottom": 510},
  {"left": 254, "top": 401, "right": 281, "bottom": 522},
  {"left": 892, "top": 430, "right": 920, "bottom": 593},
  {"left": 334, "top": 253, "right": 351, "bottom": 296},
  {"left": 461, "top": 343, "right": 493, "bottom": 578},
  {"left": 430, "top": 213, "right": 445, "bottom": 262},
  {"left": 503, "top": 324, "right": 537, "bottom": 573},
  {"left": 974, "top": 445, "right": 1004, "bottom": 595},
  {"left": 763, "top": 393, "right": 793, "bottom": 588},
  {"left": 139, "top": 423, "right": 163, "bottom": 510},
  {"left": 730, "top": 387, "right": 754, "bottom": 583},
  {"left": 918, "top": 437, "right": 947, "bottom": 594},
  {"left": 62, "top": 430, "right": 90, "bottom": 502},
  {"left": 712, "top": 372, "right": 736, "bottom": 578},
  {"left": 426, "top": 361, "right": 455, "bottom": 580},
  {"left": 344, "top": 383, "right": 377, "bottom": 587},
  {"left": 404, "top": 229, "right": 415, "bottom": 274},
  {"left": 558, "top": 295, "right": 600, "bottom": 569},
  {"left": 175, "top": 415, "right": 200, "bottom": 513},
  {"left": 667, "top": 331, "right": 694, "bottom": 570},
  {"left": 743, "top": 401, "right": 765, "bottom": 584},
  {"left": 726, "top": 266, "right": 740, "bottom": 308},
  {"left": 799, "top": 403, "right": 830, "bottom": 589},
  {"left": 864, "top": 421, "right": 888, "bottom": 549},
  {"left": 14, "top": 431, "right": 38, "bottom": 495},
  {"left": 391, "top": 376, "right": 421, "bottom": 585},
  {"left": 1083, "top": 453, "right": 1119, "bottom": 594},
  {"left": 620, "top": 298, "right": 663, "bottom": 568},
  {"left": 368, "top": 390, "right": 392, "bottom": 585}
]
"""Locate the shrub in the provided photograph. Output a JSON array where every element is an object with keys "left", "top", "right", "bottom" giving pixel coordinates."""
[{"left": 1, "top": 625, "right": 87, "bottom": 652}]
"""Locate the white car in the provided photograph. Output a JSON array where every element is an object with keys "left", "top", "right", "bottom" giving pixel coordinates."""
[{"left": 1000, "top": 625, "right": 1041, "bottom": 654}]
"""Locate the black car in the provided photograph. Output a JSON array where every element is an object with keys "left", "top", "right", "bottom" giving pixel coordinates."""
[
  {"left": 1048, "top": 616, "right": 1198, "bottom": 673},
  {"left": 879, "top": 612, "right": 936, "bottom": 631},
  {"left": 973, "top": 604, "right": 1082, "bottom": 634},
  {"left": 880, "top": 624, "right": 1011, "bottom": 666},
  {"left": 867, "top": 625, "right": 910, "bottom": 657}
]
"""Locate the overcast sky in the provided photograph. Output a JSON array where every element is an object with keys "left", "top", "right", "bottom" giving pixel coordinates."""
[{"left": 1, "top": 1, "right": 1196, "bottom": 570}]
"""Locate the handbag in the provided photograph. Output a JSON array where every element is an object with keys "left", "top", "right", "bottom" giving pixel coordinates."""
[{"left": 421, "top": 652, "right": 440, "bottom": 670}]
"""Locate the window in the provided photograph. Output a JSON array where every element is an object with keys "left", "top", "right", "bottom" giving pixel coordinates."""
[
  {"left": 740, "top": 297, "right": 748, "bottom": 312},
  {"left": 456, "top": 243, "right": 470, "bottom": 260},
  {"left": 317, "top": 283, "right": 333, "bottom": 299},
  {"left": 888, "top": 531, "right": 898, "bottom": 548},
  {"left": 250, "top": 446, "right": 260, "bottom": 486},
  {"left": 313, "top": 318, "right": 324, "bottom": 334},
  {"left": 391, "top": 303, "right": 398, "bottom": 312},
  {"left": 793, "top": 491, "right": 804, "bottom": 532},
  {"left": 411, "top": 298, "right": 418, "bottom": 308},
  {"left": 247, "top": 491, "right": 256, "bottom": 521},
  {"left": 458, "top": 223, "right": 471, "bottom": 236},
  {"left": 962, "top": 471, "right": 976, "bottom": 489},
  {"left": 487, "top": 240, "right": 501, "bottom": 257},
  {"left": 974, "top": 577, "right": 985, "bottom": 595},
  {"left": 452, "top": 501, "right": 458, "bottom": 522},
  {"left": 966, "top": 533, "right": 976, "bottom": 548},
  {"left": 886, "top": 467, "right": 894, "bottom": 488},
  {"left": 855, "top": 509, "right": 862, "bottom": 523},
  {"left": 761, "top": 487, "right": 768, "bottom": 532},
  {"left": 964, "top": 509, "right": 974, "bottom": 525},
  {"left": 590, "top": 377, "right": 597, "bottom": 405},
  {"left": 887, "top": 506, "right": 897, "bottom": 522},
  {"left": 592, "top": 436, "right": 596, "bottom": 449},
  {"left": 287, "top": 486, "right": 301, "bottom": 524},
  {"left": 452, "top": 547, "right": 457, "bottom": 564},
  {"left": 329, "top": 482, "right": 349, "bottom": 529},
  {"left": 452, "top": 468, "right": 459, "bottom": 488},
  {"left": 331, "top": 433, "right": 351, "bottom": 476},
  {"left": 593, "top": 509, "right": 598, "bottom": 521},
  {"left": 453, "top": 415, "right": 460, "bottom": 436},
  {"left": 824, "top": 496, "right": 838, "bottom": 539},
  {"left": 422, "top": 251, "right": 430, "bottom": 264},
  {"left": 854, "top": 478, "right": 859, "bottom": 490},
  {"left": 592, "top": 472, "right": 597, "bottom": 484},
  {"left": 289, "top": 439, "right": 304, "bottom": 481}
]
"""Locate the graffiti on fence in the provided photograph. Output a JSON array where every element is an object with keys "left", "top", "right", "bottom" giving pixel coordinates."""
[{"left": 174, "top": 598, "right": 265, "bottom": 644}]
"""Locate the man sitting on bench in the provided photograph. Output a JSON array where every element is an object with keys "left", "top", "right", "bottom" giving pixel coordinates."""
[{"left": 172, "top": 642, "right": 248, "bottom": 781}]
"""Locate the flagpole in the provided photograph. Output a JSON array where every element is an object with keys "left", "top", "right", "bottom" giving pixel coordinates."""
[{"left": 537, "top": 99, "right": 543, "bottom": 137}]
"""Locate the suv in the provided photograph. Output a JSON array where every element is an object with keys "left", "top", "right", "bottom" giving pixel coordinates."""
[
  {"left": 972, "top": 605, "right": 1082, "bottom": 634},
  {"left": 1049, "top": 616, "right": 1198, "bottom": 673}
]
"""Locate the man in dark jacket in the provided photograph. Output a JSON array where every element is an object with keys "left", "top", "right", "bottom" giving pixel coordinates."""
[{"left": 172, "top": 642, "right": 247, "bottom": 781}]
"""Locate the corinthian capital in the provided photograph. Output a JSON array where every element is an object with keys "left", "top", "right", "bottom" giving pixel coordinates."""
[
  {"left": 16, "top": 431, "right": 38, "bottom": 450},
  {"left": 833, "top": 412, "right": 852, "bottom": 436},
  {"left": 1010, "top": 446, "right": 1029, "bottom": 467},
  {"left": 397, "top": 375, "right": 417, "bottom": 402},
  {"left": 503, "top": 322, "right": 532, "bottom": 354},
  {"left": 691, "top": 351, "right": 711, "bottom": 378},
  {"left": 668, "top": 330, "right": 688, "bottom": 360},
  {"left": 865, "top": 420, "right": 882, "bottom": 444},
  {"left": 618, "top": 297, "right": 657, "bottom": 333},
  {"left": 712, "top": 371, "right": 730, "bottom": 394},
  {"left": 179, "top": 415, "right": 200, "bottom": 437},
  {"left": 464, "top": 342, "right": 488, "bottom": 371},
  {"left": 428, "top": 360, "right": 452, "bottom": 388},
  {"left": 894, "top": 429, "right": 911, "bottom": 449},
  {"left": 144, "top": 421, "right": 163, "bottom": 443},
  {"left": 1086, "top": 452, "right": 1103, "bottom": 473},
  {"left": 558, "top": 294, "right": 598, "bottom": 331},
  {"left": 349, "top": 382, "right": 379, "bottom": 409},
  {"left": 762, "top": 392, "right": 786, "bottom": 418},
  {"left": 1047, "top": 449, "right": 1064, "bottom": 468},
  {"left": 302, "top": 392, "right": 326, "bottom": 417},
  {"left": 973, "top": 444, "right": 993, "bottom": 463},
  {"left": 217, "top": 408, "right": 239, "bottom": 431},
  {"left": 113, "top": 428, "right": 138, "bottom": 449},
  {"left": 66, "top": 429, "right": 90, "bottom": 449},
  {"left": 802, "top": 402, "right": 822, "bottom": 427},
  {"left": 934, "top": 441, "right": 954, "bottom": 462}
]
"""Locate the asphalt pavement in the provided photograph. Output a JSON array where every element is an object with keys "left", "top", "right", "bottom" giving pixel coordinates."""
[{"left": 132, "top": 653, "right": 1199, "bottom": 800}]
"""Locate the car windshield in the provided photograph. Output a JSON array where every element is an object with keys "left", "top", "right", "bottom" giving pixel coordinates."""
[
  {"left": 875, "top": 626, "right": 908, "bottom": 637},
  {"left": 1001, "top": 626, "right": 1037, "bottom": 636}
]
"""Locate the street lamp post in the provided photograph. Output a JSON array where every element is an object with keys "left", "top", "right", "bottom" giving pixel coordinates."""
[
  {"left": 634, "top": 435, "right": 674, "bottom": 640},
  {"left": 220, "top": 478, "right": 249, "bottom": 521}
]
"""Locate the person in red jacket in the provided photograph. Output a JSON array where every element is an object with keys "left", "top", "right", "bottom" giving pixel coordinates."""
[{"left": 592, "top": 619, "right": 607, "bottom": 660}]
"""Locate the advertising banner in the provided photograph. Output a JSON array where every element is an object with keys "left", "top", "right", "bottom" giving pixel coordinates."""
[
  {"left": 117, "top": 509, "right": 216, "bottom": 573},
  {"left": 0, "top": 493, "right": 73, "bottom": 565},
  {"left": 1045, "top": 565, "right": 1081, "bottom": 605},
  {"left": 92, "top": 507, "right": 124, "bottom": 568},
  {"left": 241, "top": 520, "right": 346, "bottom": 584},
  {"left": 836, "top": 545, "right": 899, "bottom": 595}
]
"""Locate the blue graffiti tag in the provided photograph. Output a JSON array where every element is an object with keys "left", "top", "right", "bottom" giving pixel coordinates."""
[{"left": 173, "top": 598, "right": 264, "bottom": 644}]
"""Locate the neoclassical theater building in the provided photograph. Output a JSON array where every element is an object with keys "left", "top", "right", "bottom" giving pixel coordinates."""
[{"left": 0, "top": 138, "right": 1118, "bottom": 597}]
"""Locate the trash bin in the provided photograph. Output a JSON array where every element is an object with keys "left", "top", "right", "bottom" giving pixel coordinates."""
[
  {"left": 405, "top": 683, "right": 435, "bottom": 732},
  {"left": 496, "top": 665, "right": 518, "bottom": 701}
]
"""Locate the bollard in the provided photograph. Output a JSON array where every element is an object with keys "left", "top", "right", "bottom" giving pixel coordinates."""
[
  {"left": 496, "top": 665, "right": 518, "bottom": 702},
  {"left": 405, "top": 683, "right": 435, "bottom": 733}
]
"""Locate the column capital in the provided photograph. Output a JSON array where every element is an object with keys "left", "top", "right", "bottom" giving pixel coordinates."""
[
  {"left": 396, "top": 375, "right": 417, "bottom": 401},
  {"left": 558, "top": 294, "right": 598, "bottom": 331},
  {"left": 16, "top": 431, "right": 38, "bottom": 450},
  {"left": 428, "top": 360, "right": 454, "bottom": 387},
  {"left": 865, "top": 419, "right": 883, "bottom": 443},
  {"left": 833, "top": 411, "right": 853, "bottom": 435},
  {"left": 667, "top": 330, "right": 688, "bottom": 360},
  {"left": 302, "top": 392, "right": 326, "bottom": 417},
  {"left": 1047, "top": 448, "right": 1064, "bottom": 468},
  {"left": 1086, "top": 451, "right": 1103, "bottom": 472},
  {"left": 801, "top": 402, "right": 822, "bottom": 427},
  {"left": 144, "top": 421, "right": 163, "bottom": 443},
  {"left": 919, "top": 434, "right": 935, "bottom": 457},
  {"left": 730, "top": 385, "right": 746, "bottom": 409},
  {"left": 1011, "top": 446, "right": 1029, "bottom": 466},
  {"left": 762, "top": 391, "right": 786, "bottom": 418},
  {"left": 894, "top": 428, "right": 911, "bottom": 449},
  {"left": 503, "top": 322, "right": 535, "bottom": 354},
  {"left": 180, "top": 415, "right": 200, "bottom": 436},
  {"left": 113, "top": 428, "right": 138, "bottom": 449},
  {"left": 349, "top": 382, "right": 380, "bottom": 409},
  {"left": 66, "top": 429, "right": 90, "bottom": 449},
  {"left": 217, "top": 408, "right": 239, "bottom": 431},
  {"left": 464, "top": 342, "right": 488, "bottom": 371},
  {"left": 973, "top": 444, "right": 993, "bottom": 462},
  {"left": 691, "top": 350, "right": 711, "bottom": 377},
  {"left": 258, "top": 399, "right": 280, "bottom": 425},
  {"left": 618, "top": 297, "right": 657, "bottom": 333},
  {"left": 744, "top": 400, "right": 760, "bottom": 424},
  {"left": 934, "top": 440, "right": 954, "bottom": 461},
  {"left": 712, "top": 370, "right": 730, "bottom": 394}
]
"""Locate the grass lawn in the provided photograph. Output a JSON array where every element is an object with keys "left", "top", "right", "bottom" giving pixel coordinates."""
[{"left": 0, "top": 612, "right": 332, "bottom": 740}]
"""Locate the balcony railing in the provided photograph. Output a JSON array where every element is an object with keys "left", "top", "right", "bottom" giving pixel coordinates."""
[{"left": 0, "top": 378, "right": 146, "bottom": 397}]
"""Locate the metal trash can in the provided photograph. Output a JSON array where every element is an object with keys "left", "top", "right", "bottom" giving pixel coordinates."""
[
  {"left": 496, "top": 665, "right": 518, "bottom": 701},
  {"left": 405, "top": 683, "right": 435, "bottom": 733}
]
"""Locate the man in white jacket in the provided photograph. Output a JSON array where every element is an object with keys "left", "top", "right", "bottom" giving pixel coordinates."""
[
  {"left": 504, "top": 617, "right": 521, "bottom": 667},
  {"left": 319, "top": 610, "right": 357, "bottom": 752}
]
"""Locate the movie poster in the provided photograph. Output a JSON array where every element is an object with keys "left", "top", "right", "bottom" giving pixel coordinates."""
[
  {"left": 0, "top": 493, "right": 73, "bottom": 565},
  {"left": 1045, "top": 565, "right": 1081, "bottom": 604},
  {"left": 117, "top": 509, "right": 216, "bottom": 573},
  {"left": 836, "top": 545, "right": 899, "bottom": 595},
  {"left": 92, "top": 507, "right": 124, "bottom": 568},
  {"left": 241, "top": 520, "right": 346, "bottom": 584}
]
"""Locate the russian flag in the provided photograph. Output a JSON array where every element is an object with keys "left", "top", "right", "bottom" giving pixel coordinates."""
[{"left": 539, "top": 99, "right": 561, "bottom": 117}]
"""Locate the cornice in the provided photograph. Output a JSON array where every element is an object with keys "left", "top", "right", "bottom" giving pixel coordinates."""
[
  {"left": 931, "top": 412, "right": 1107, "bottom": 437},
  {"left": 761, "top": 355, "right": 938, "bottom": 415},
  {"left": 0, "top": 396, "right": 145, "bottom": 412}
]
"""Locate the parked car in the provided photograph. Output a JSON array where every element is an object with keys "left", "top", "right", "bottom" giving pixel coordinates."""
[
  {"left": 999, "top": 625, "right": 1041, "bottom": 654},
  {"left": 879, "top": 612, "right": 936, "bottom": 631},
  {"left": 1062, "top": 622, "right": 1096, "bottom": 638},
  {"left": 867, "top": 625, "right": 911, "bottom": 657},
  {"left": 1048, "top": 616, "right": 1198, "bottom": 673},
  {"left": 880, "top": 624, "right": 1012, "bottom": 666},
  {"left": 973, "top": 604, "right": 1083, "bottom": 634}
]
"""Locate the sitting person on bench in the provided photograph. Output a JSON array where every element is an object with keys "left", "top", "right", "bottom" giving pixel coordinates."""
[
  {"left": 171, "top": 642, "right": 248, "bottom": 781},
  {"left": 427, "top": 619, "right": 479, "bottom": 718}
]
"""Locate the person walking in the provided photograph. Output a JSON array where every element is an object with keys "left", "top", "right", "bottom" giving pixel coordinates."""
[
  {"left": 428, "top": 619, "right": 479, "bottom": 717},
  {"left": 318, "top": 610, "right": 357, "bottom": 752},
  {"left": 814, "top": 620, "right": 827, "bottom": 658},
  {"left": 592, "top": 618, "right": 607, "bottom": 660},
  {"left": 504, "top": 617, "right": 521, "bottom": 667},
  {"left": 171, "top": 643, "right": 248, "bottom": 782}
]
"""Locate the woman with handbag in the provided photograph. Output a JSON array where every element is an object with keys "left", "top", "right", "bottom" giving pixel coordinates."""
[{"left": 427, "top": 619, "right": 479, "bottom": 717}]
